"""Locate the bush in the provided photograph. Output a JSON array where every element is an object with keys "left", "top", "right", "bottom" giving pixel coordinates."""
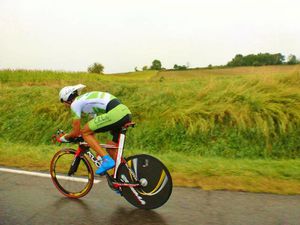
[{"left": 173, "top": 64, "right": 187, "bottom": 70}]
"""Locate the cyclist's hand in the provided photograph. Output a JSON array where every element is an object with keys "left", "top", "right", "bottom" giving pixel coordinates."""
[
  {"left": 56, "top": 135, "right": 70, "bottom": 143},
  {"left": 56, "top": 129, "right": 65, "bottom": 136},
  {"left": 52, "top": 129, "right": 67, "bottom": 144}
]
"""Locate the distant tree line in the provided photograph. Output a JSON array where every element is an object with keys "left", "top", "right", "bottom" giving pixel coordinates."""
[
  {"left": 227, "top": 53, "right": 299, "bottom": 67},
  {"left": 140, "top": 60, "right": 188, "bottom": 71},
  {"left": 87, "top": 53, "right": 300, "bottom": 74},
  {"left": 139, "top": 59, "right": 164, "bottom": 71},
  {"left": 173, "top": 64, "right": 188, "bottom": 70}
]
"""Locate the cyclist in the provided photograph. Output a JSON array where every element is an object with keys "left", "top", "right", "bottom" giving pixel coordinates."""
[{"left": 57, "top": 84, "right": 132, "bottom": 175}]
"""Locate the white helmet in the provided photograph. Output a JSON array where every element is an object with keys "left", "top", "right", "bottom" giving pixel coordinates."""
[{"left": 59, "top": 84, "right": 86, "bottom": 102}]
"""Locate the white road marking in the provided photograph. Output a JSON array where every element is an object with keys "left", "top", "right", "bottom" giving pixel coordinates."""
[{"left": 0, "top": 167, "right": 101, "bottom": 184}]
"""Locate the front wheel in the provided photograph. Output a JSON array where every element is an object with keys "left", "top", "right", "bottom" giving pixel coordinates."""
[
  {"left": 117, "top": 154, "right": 173, "bottom": 209},
  {"left": 50, "top": 148, "right": 94, "bottom": 198}
]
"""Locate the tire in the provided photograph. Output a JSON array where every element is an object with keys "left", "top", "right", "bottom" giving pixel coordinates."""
[
  {"left": 50, "top": 148, "right": 94, "bottom": 198},
  {"left": 116, "top": 154, "right": 173, "bottom": 209}
]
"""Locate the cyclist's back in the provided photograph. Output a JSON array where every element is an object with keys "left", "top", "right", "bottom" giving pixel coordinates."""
[{"left": 71, "top": 91, "right": 118, "bottom": 119}]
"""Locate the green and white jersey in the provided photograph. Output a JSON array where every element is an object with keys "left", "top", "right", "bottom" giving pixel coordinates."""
[{"left": 70, "top": 91, "right": 117, "bottom": 119}]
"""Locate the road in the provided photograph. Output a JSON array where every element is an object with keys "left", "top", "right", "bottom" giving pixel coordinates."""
[{"left": 0, "top": 170, "right": 300, "bottom": 225}]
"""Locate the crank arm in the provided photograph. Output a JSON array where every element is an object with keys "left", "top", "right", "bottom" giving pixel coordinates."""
[{"left": 112, "top": 182, "right": 141, "bottom": 189}]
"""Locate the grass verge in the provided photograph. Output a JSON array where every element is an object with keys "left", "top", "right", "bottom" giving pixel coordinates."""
[
  {"left": 1, "top": 67, "right": 300, "bottom": 158},
  {"left": 0, "top": 140, "right": 299, "bottom": 195}
]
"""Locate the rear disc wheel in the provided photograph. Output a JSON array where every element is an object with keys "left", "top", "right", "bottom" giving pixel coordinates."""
[{"left": 117, "top": 154, "right": 172, "bottom": 209}]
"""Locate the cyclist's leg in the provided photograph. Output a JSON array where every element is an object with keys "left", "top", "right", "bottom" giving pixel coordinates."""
[
  {"left": 81, "top": 127, "right": 107, "bottom": 156},
  {"left": 110, "top": 130, "right": 120, "bottom": 143},
  {"left": 97, "top": 114, "right": 132, "bottom": 160},
  {"left": 81, "top": 104, "right": 131, "bottom": 157},
  {"left": 82, "top": 123, "right": 116, "bottom": 175},
  {"left": 82, "top": 105, "right": 131, "bottom": 174}
]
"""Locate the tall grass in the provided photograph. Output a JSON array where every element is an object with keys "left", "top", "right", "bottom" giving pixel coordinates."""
[{"left": 1, "top": 66, "right": 300, "bottom": 159}]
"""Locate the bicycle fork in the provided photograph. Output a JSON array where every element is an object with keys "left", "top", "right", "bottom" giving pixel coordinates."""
[
  {"left": 68, "top": 146, "right": 86, "bottom": 176},
  {"left": 68, "top": 156, "right": 81, "bottom": 176}
]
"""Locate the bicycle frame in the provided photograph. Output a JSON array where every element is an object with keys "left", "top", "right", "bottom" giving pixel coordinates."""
[{"left": 72, "top": 126, "right": 140, "bottom": 189}]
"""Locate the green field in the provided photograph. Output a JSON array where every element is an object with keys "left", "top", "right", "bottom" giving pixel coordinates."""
[{"left": 1, "top": 65, "right": 300, "bottom": 194}]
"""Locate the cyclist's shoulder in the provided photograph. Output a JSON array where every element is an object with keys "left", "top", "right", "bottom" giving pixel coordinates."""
[
  {"left": 78, "top": 91, "right": 114, "bottom": 100},
  {"left": 70, "top": 95, "right": 86, "bottom": 108},
  {"left": 72, "top": 91, "right": 95, "bottom": 102},
  {"left": 72, "top": 91, "right": 115, "bottom": 106}
]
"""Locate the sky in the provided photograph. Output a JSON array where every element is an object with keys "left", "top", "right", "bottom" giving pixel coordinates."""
[{"left": 0, "top": 0, "right": 299, "bottom": 73}]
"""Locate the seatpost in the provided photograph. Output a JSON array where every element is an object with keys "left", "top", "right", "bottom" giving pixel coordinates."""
[{"left": 113, "top": 128, "right": 127, "bottom": 178}]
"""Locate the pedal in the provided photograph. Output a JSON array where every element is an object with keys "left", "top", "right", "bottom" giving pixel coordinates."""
[{"left": 105, "top": 174, "right": 123, "bottom": 195}]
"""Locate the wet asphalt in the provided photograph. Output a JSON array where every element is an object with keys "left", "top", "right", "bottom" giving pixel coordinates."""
[{"left": 0, "top": 171, "right": 300, "bottom": 225}]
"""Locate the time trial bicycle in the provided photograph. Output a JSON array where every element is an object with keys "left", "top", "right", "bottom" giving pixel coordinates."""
[{"left": 50, "top": 122, "right": 172, "bottom": 209}]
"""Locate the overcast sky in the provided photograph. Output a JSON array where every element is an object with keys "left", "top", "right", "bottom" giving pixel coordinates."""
[{"left": 0, "top": 0, "right": 299, "bottom": 73}]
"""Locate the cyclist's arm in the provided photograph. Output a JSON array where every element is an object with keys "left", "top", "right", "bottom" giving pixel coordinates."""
[
  {"left": 65, "top": 119, "right": 81, "bottom": 139},
  {"left": 64, "top": 100, "right": 82, "bottom": 139}
]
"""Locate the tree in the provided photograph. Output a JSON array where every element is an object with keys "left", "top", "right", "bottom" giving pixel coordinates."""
[
  {"left": 273, "top": 53, "right": 285, "bottom": 65},
  {"left": 88, "top": 63, "right": 104, "bottom": 74},
  {"left": 142, "top": 66, "right": 148, "bottom": 71},
  {"left": 287, "top": 54, "right": 299, "bottom": 65},
  {"left": 227, "top": 54, "right": 244, "bottom": 66},
  {"left": 150, "top": 59, "right": 162, "bottom": 70}
]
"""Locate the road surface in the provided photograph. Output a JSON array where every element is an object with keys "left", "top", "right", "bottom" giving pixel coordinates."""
[{"left": 0, "top": 169, "right": 300, "bottom": 225}]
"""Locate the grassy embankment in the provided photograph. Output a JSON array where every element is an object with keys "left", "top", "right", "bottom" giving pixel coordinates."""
[{"left": 0, "top": 66, "right": 300, "bottom": 194}]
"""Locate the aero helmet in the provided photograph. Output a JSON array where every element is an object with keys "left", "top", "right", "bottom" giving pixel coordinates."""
[{"left": 59, "top": 84, "right": 86, "bottom": 102}]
